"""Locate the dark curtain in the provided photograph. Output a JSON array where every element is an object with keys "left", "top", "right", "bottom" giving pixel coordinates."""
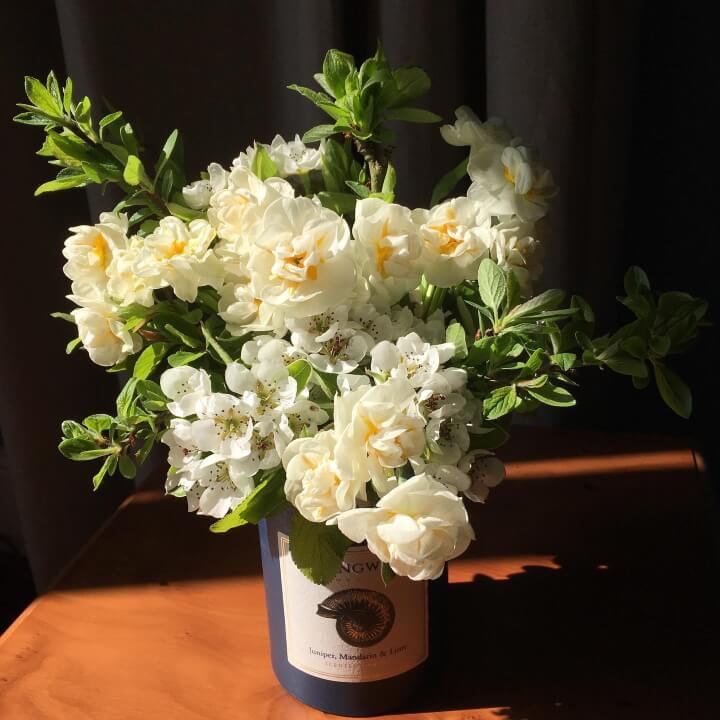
[{"left": 1, "top": 0, "right": 716, "bottom": 591}]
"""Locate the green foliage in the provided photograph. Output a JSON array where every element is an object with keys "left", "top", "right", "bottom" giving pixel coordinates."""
[
  {"left": 289, "top": 511, "right": 354, "bottom": 584},
  {"left": 209, "top": 469, "right": 288, "bottom": 532},
  {"left": 291, "top": 45, "right": 439, "bottom": 195},
  {"left": 15, "top": 72, "right": 193, "bottom": 226}
]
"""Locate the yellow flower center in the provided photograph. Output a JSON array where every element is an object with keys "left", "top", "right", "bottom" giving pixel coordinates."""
[
  {"left": 91, "top": 233, "right": 109, "bottom": 269},
  {"left": 164, "top": 238, "right": 188, "bottom": 259},
  {"left": 503, "top": 164, "right": 516, "bottom": 185}
]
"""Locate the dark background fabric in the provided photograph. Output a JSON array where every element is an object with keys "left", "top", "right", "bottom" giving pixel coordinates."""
[{"left": 1, "top": 0, "right": 717, "bottom": 600}]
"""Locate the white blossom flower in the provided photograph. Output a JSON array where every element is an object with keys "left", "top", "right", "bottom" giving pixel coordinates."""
[
  {"left": 352, "top": 198, "right": 423, "bottom": 304},
  {"left": 415, "top": 197, "right": 492, "bottom": 287},
  {"left": 161, "top": 418, "right": 199, "bottom": 468},
  {"left": 287, "top": 306, "right": 373, "bottom": 374},
  {"left": 70, "top": 296, "right": 141, "bottom": 367},
  {"left": 488, "top": 217, "right": 544, "bottom": 296},
  {"left": 337, "top": 473, "right": 474, "bottom": 581},
  {"left": 468, "top": 142, "right": 556, "bottom": 222},
  {"left": 425, "top": 415, "right": 471, "bottom": 465},
  {"left": 249, "top": 196, "right": 356, "bottom": 318},
  {"left": 240, "top": 336, "right": 298, "bottom": 366},
  {"left": 190, "top": 393, "right": 255, "bottom": 458},
  {"left": 458, "top": 449, "right": 506, "bottom": 502},
  {"left": 167, "top": 454, "right": 255, "bottom": 518},
  {"left": 408, "top": 308, "right": 447, "bottom": 345},
  {"left": 334, "top": 379, "right": 427, "bottom": 496},
  {"left": 182, "top": 162, "right": 229, "bottom": 210},
  {"left": 62, "top": 212, "right": 129, "bottom": 293},
  {"left": 160, "top": 366, "right": 212, "bottom": 417},
  {"left": 135, "top": 217, "right": 223, "bottom": 302},
  {"left": 440, "top": 107, "right": 512, "bottom": 149},
  {"left": 233, "top": 134, "right": 322, "bottom": 176},
  {"left": 282, "top": 430, "right": 366, "bottom": 523},
  {"left": 371, "top": 332, "right": 455, "bottom": 389},
  {"left": 225, "top": 360, "right": 298, "bottom": 422}
]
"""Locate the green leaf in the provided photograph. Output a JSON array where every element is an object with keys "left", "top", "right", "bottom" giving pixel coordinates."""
[
  {"left": 316, "top": 191, "right": 356, "bottom": 215},
  {"left": 526, "top": 383, "right": 576, "bottom": 407},
  {"left": 381, "top": 162, "right": 397, "bottom": 196},
  {"left": 385, "top": 107, "right": 441, "bottom": 123},
  {"left": 391, "top": 67, "right": 431, "bottom": 106},
  {"left": 13, "top": 111, "right": 52, "bottom": 126},
  {"left": 624, "top": 266, "right": 650, "bottom": 296},
  {"left": 35, "top": 174, "right": 88, "bottom": 195},
  {"left": 154, "top": 128, "right": 180, "bottom": 179},
  {"left": 92, "top": 455, "right": 114, "bottom": 491},
  {"left": 313, "top": 72, "right": 334, "bottom": 95},
  {"left": 210, "top": 470, "right": 287, "bottom": 532},
  {"left": 287, "top": 84, "right": 333, "bottom": 108},
  {"left": 649, "top": 334, "right": 671, "bottom": 357},
  {"left": 66, "top": 336, "right": 82, "bottom": 354},
  {"left": 24, "top": 76, "right": 60, "bottom": 115},
  {"left": 312, "top": 368, "right": 338, "bottom": 400},
  {"left": 478, "top": 259, "right": 507, "bottom": 314},
  {"left": 302, "top": 124, "right": 337, "bottom": 144},
  {"left": 123, "top": 155, "right": 149, "bottom": 187},
  {"left": 133, "top": 342, "right": 172, "bottom": 380},
  {"left": 63, "top": 76, "right": 74, "bottom": 113},
  {"left": 653, "top": 363, "right": 692, "bottom": 418},
  {"left": 289, "top": 512, "right": 354, "bottom": 585},
  {"left": 165, "top": 202, "right": 206, "bottom": 222},
  {"left": 119, "top": 123, "right": 138, "bottom": 155},
  {"left": 446, "top": 323, "right": 468, "bottom": 359},
  {"left": 381, "top": 562, "right": 396, "bottom": 585},
  {"left": 99, "top": 111, "right": 123, "bottom": 138},
  {"left": 83, "top": 414, "right": 113, "bottom": 434},
  {"left": 168, "top": 350, "right": 206, "bottom": 367},
  {"left": 430, "top": 157, "right": 468, "bottom": 207},
  {"left": 62, "top": 420, "right": 90, "bottom": 439},
  {"left": 116, "top": 377, "right": 139, "bottom": 417},
  {"left": 52, "top": 311, "right": 76, "bottom": 324},
  {"left": 118, "top": 454, "right": 137, "bottom": 480},
  {"left": 323, "top": 49, "right": 356, "bottom": 98},
  {"left": 505, "top": 289, "right": 565, "bottom": 321},
  {"left": 287, "top": 359, "right": 312, "bottom": 393},
  {"left": 550, "top": 352, "right": 576, "bottom": 371},
  {"left": 251, "top": 145, "right": 278, "bottom": 181},
  {"left": 483, "top": 384, "right": 518, "bottom": 420},
  {"left": 345, "top": 180, "right": 370, "bottom": 198}
]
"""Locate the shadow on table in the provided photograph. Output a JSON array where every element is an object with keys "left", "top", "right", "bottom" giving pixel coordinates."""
[{"left": 407, "top": 552, "right": 720, "bottom": 720}]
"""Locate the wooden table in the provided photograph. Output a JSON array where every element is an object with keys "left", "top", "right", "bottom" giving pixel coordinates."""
[{"left": 1, "top": 428, "right": 718, "bottom": 719}]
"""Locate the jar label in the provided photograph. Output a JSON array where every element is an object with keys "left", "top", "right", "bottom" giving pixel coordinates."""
[{"left": 277, "top": 532, "right": 429, "bottom": 683}]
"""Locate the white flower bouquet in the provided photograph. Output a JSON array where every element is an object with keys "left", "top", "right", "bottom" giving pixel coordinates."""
[{"left": 16, "top": 47, "right": 707, "bottom": 585}]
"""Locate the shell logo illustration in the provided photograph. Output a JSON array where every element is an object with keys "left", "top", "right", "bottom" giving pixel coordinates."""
[{"left": 316, "top": 589, "right": 396, "bottom": 647}]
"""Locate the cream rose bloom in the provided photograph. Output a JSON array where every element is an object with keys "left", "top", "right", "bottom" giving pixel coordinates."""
[
  {"left": 415, "top": 197, "right": 492, "bottom": 287},
  {"left": 337, "top": 473, "right": 474, "bottom": 580},
  {"left": 352, "top": 198, "right": 423, "bottom": 304},
  {"left": 249, "top": 196, "right": 356, "bottom": 318},
  {"left": 71, "top": 297, "right": 141, "bottom": 367},
  {"left": 282, "top": 430, "right": 366, "bottom": 523},
  {"left": 488, "top": 217, "right": 544, "bottom": 296},
  {"left": 440, "top": 106, "right": 512, "bottom": 149},
  {"left": 62, "top": 212, "right": 129, "bottom": 293},
  {"left": 135, "top": 217, "right": 223, "bottom": 302},
  {"left": 468, "top": 142, "right": 556, "bottom": 222},
  {"left": 334, "top": 378, "right": 426, "bottom": 496}
]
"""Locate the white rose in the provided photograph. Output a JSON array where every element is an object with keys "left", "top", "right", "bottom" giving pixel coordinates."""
[
  {"left": 334, "top": 378, "right": 426, "bottom": 496},
  {"left": 106, "top": 235, "right": 156, "bottom": 307},
  {"left": 282, "top": 430, "right": 366, "bottom": 523},
  {"left": 415, "top": 197, "right": 492, "bottom": 287},
  {"left": 208, "top": 167, "right": 293, "bottom": 248},
  {"left": 458, "top": 449, "right": 505, "bottom": 502},
  {"left": 249, "top": 196, "right": 356, "bottom": 318},
  {"left": 136, "top": 217, "right": 223, "bottom": 302},
  {"left": 337, "top": 473, "right": 474, "bottom": 580},
  {"left": 440, "top": 107, "right": 512, "bottom": 149},
  {"left": 62, "top": 212, "right": 129, "bottom": 293},
  {"left": 218, "top": 277, "right": 286, "bottom": 335},
  {"left": 468, "top": 142, "right": 556, "bottom": 222},
  {"left": 488, "top": 217, "right": 543, "bottom": 296},
  {"left": 71, "top": 297, "right": 141, "bottom": 367},
  {"left": 182, "top": 162, "right": 229, "bottom": 210},
  {"left": 352, "top": 198, "right": 423, "bottom": 304}
]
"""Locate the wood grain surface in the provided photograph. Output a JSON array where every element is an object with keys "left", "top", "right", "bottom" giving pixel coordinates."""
[{"left": 1, "top": 428, "right": 718, "bottom": 720}]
